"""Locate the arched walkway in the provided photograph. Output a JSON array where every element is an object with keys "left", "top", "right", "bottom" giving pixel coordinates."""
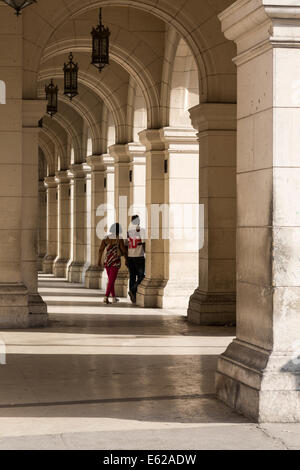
[{"left": 0, "top": 0, "right": 299, "bottom": 430}]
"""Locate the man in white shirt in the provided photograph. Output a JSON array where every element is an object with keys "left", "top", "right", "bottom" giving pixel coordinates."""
[{"left": 127, "top": 215, "right": 146, "bottom": 304}]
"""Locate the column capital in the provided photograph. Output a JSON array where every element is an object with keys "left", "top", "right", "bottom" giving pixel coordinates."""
[
  {"left": 55, "top": 170, "right": 70, "bottom": 184},
  {"left": 44, "top": 176, "right": 57, "bottom": 189},
  {"left": 219, "top": 0, "right": 300, "bottom": 60},
  {"left": 22, "top": 100, "right": 47, "bottom": 128},
  {"left": 103, "top": 154, "right": 115, "bottom": 173},
  {"left": 138, "top": 129, "right": 165, "bottom": 151},
  {"left": 189, "top": 103, "right": 237, "bottom": 133},
  {"left": 109, "top": 144, "right": 130, "bottom": 164},
  {"left": 68, "top": 164, "right": 86, "bottom": 179},
  {"left": 86, "top": 154, "right": 104, "bottom": 171},
  {"left": 126, "top": 142, "right": 146, "bottom": 159}
]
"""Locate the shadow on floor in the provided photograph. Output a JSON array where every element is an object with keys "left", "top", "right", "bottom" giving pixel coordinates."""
[{"left": 0, "top": 352, "right": 247, "bottom": 424}]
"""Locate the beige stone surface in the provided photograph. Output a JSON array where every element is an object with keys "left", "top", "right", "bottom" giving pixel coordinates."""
[{"left": 0, "top": 0, "right": 299, "bottom": 426}]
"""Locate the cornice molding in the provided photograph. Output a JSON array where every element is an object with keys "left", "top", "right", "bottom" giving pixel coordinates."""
[
  {"left": 189, "top": 103, "right": 237, "bottom": 132},
  {"left": 219, "top": 0, "right": 300, "bottom": 58}
]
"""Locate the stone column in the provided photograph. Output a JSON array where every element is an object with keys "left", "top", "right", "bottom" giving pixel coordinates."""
[
  {"left": 82, "top": 164, "right": 91, "bottom": 281},
  {"left": 136, "top": 130, "right": 166, "bottom": 307},
  {"left": 109, "top": 145, "right": 130, "bottom": 297},
  {"left": 38, "top": 180, "right": 47, "bottom": 271},
  {"left": 0, "top": 7, "right": 30, "bottom": 328},
  {"left": 84, "top": 155, "right": 105, "bottom": 289},
  {"left": 127, "top": 142, "right": 146, "bottom": 217},
  {"left": 43, "top": 176, "right": 58, "bottom": 273},
  {"left": 22, "top": 101, "right": 47, "bottom": 324},
  {"left": 68, "top": 164, "right": 86, "bottom": 283},
  {"left": 187, "top": 104, "right": 237, "bottom": 325},
  {"left": 160, "top": 127, "right": 199, "bottom": 309},
  {"left": 216, "top": 0, "right": 300, "bottom": 422},
  {"left": 53, "top": 171, "right": 71, "bottom": 278},
  {"left": 103, "top": 154, "right": 115, "bottom": 228}
]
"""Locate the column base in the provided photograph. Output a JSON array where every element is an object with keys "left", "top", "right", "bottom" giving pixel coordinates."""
[
  {"left": 68, "top": 262, "right": 84, "bottom": 284},
  {"left": 216, "top": 339, "right": 300, "bottom": 423},
  {"left": 187, "top": 289, "right": 236, "bottom": 325},
  {"left": 0, "top": 284, "right": 47, "bottom": 328},
  {"left": 37, "top": 254, "right": 45, "bottom": 272},
  {"left": 136, "top": 278, "right": 167, "bottom": 308},
  {"left": 42, "top": 255, "right": 56, "bottom": 274},
  {"left": 84, "top": 266, "right": 103, "bottom": 289},
  {"left": 28, "top": 294, "right": 48, "bottom": 327},
  {"left": 53, "top": 258, "right": 69, "bottom": 278},
  {"left": 158, "top": 280, "right": 198, "bottom": 309}
]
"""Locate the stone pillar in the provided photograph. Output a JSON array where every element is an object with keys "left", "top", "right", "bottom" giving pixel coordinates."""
[
  {"left": 160, "top": 127, "right": 199, "bottom": 309},
  {"left": 0, "top": 8, "right": 47, "bottom": 327},
  {"left": 187, "top": 104, "right": 237, "bottom": 325},
  {"left": 43, "top": 176, "right": 58, "bottom": 273},
  {"left": 0, "top": 8, "right": 29, "bottom": 327},
  {"left": 38, "top": 181, "right": 47, "bottom": 271},
  {"left": 22, "top": 101, "right": 48, "bottom": 324},
  {"left": 68, "top": 164, "right": 86, "bottom": 283},
  {"left": 103, "top": 154, "right": 115, "bottom": 228},
  {"left": 53, "top": 171, "right": 71, "bottom": 278},
  {"left": 109, "top": 145, "right": 131, "bottom": 297},
  {"left": 136, "top": 130, "right": 166, "bottom": 307},
  {"left": 128, "top": 142, "right": 146, "bottom": 218},
  {"left": 216, "top": 0, "right": 300, "bottom": 422},
  {"left": 84, "top": 155, "right": 105, "bottom": 289},
  {"left": 82, "top": 164, "right": 92, "bottom": 282}
]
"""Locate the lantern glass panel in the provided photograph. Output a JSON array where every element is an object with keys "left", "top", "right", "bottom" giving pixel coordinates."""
[
  {"left": 64, "top": 53, "right": 78, "bottom": 100},
  {"left": 45, "top": 80, "right": 58, "bottom": 117},
  {"left": 91, "top": 9, "right": 110, "bottom": 72}
]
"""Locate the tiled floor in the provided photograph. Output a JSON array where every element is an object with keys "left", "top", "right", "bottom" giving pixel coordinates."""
[{"left": 0, "top": 275, "right": 298, "bottom": 450}]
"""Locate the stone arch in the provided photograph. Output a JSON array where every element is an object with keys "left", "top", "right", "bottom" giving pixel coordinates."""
[
  {"left": 38, "top": 135, "right": 55, "bottom": 176},
  {"left": 38, "top": 68, "right": 125, "bottom": 143},
  {"left": 41, "top": 40, "right": 160, "bottom": 129},
  {"left": 133, "top": 84, "right": 147, "bottom": 143},
  {"left": 23, "top": 1, "right": 212, "bottom": 101},
  {"left": 38, "top": 148, "right": 48, "bottom": 180},
  {"left": 107, "top": 111, "right": 116, "bottom": 148},
  {"left": 53, "top": 113, "right": 82, "bottom": 166},
  {"left": 169, "top": 38, "right": 199, "bottom": 127},
  {"left": 38, "top": 84, "right": 103, "bottom": 155},
  {"left": 41, "top": 125, "right": 67, "bottom": 172},
  {"left": 59, "top": 96, "right": 101, "bottom": 155}
]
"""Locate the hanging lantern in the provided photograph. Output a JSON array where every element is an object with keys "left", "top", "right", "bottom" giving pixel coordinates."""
[
  {"left": 63, "top": 52, "right": 79, "bottom": 101},
  {"left": 91, "top": 8, "right": 110, "bottom": 73},
  {"left": 45, "top": 79, "right": 58, "bottom": 118},
  {"left": 2, "top": 0, "right": 37, "bottom": 16}
]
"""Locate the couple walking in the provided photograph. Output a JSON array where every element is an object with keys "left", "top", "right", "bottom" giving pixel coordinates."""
[{"left": 98, "top": 215, "right": 146, "bottom": 304}]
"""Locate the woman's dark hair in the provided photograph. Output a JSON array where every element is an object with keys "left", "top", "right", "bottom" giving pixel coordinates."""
[{"left": 110, "top": 223, "right": 122, "bottom": 236}]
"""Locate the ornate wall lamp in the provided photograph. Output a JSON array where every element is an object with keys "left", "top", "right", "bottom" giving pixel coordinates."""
[
  {"left": 63, "top": 52, "right": 79, "bottom": 101},
  {"left": 45, "top": 79, "right": 58, "bottom": 118},
  {"left": 91, "top": 8, "right": 110, "bottom": 72},
  {"left": 2, "top": 0, "right": 37, "bottom": 16}
]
